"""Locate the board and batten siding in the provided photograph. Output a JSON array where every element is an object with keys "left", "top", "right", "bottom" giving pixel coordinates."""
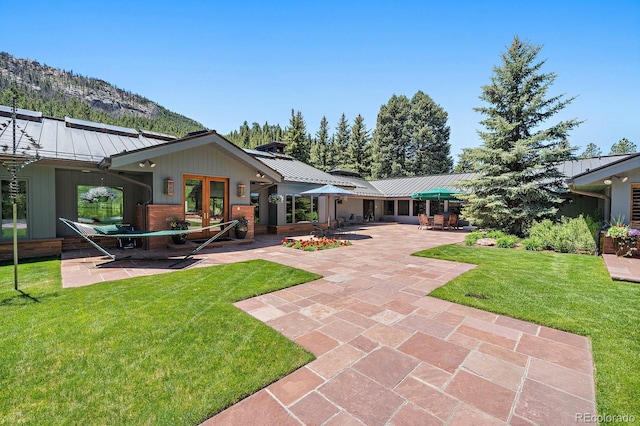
[
  {"left": 132, "top": 144, "right": 261, "bottom": 207},
  {"left": 0, "top": 163, "right": 56, "bottom": 239}
]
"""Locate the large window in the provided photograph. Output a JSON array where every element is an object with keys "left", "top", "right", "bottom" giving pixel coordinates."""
[
  {"left": 1, "top": 179, "right": 27, "bottom": 238},
  {"left": 412, "top": 200, "right": 426, "bottom": 216},
  {"left": 430, "top": 200, "right": 443, "bottom": 215},
  {"left": 397, "top": 200, "right": 409, "bottom": 216},
  {"left": 286, "top": 194, "right": 319, "bottom": 224},
  {"left": 384, "top": 200, "right": 395, "bottom": 215},
  {"left": 77, "top": 185, "right": 123, "bottom": 225}
]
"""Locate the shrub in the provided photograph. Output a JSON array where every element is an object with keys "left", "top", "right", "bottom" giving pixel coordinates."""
[
  {"left": 521, "top": 237, "right": 543, "bottom": 251},
  {"left": 464, "top": 231, "right": 484, "bottom": 246},
  {"left": 496, "top": 235, "right": 519, "bottom": 248},
  {"left": 485, "top": 230, "right": 507, "bottom": 239},
  {"left": 527, "top": 215, "right": 595, "bottom": 254}
]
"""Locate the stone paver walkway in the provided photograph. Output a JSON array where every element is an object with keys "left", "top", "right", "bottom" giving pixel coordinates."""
[
  {"left": 60, "top": 223, "right": 597, "bottom": 425},
  {"left": 602, "top": 253, "right": 640, "bottom": 283}
]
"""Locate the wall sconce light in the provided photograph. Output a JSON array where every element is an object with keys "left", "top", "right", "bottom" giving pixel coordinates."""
[
  {"left": 604, "top": 175, "right": 628, "bottom": 185},
  {"left": 237, "top": 183, "right": 246, "bottom": 197},
  {"left": 138, "top": 159, "right": 156, "bottom": 168},
  {"left": 164, "top": 178, "right": 174, "bottom": 196}
]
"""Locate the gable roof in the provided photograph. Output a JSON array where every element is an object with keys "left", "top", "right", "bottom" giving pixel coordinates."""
[{"left": 245, "top": 149, "right": 358, "bottom": 187}]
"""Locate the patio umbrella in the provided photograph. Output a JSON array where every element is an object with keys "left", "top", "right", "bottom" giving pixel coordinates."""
[
  {"left": 300, "top": 184, "right": 355, "bottom": 227},
  {"left": 410, "top": 188, "right": 460, "bottom": 201}
]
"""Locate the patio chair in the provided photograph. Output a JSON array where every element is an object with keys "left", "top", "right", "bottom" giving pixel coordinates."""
[
  {"left": 433, "top": 214, "right": 445, "bottom": 230},
  {"left": 448, "top": 213, "right": 459, "bottom": 230},
  {"left": 418, "top": 214, "right": 430, "bottom": 230}
]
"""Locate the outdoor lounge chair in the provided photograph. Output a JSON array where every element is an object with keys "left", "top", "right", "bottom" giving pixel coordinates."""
[
  {"left": 433, "top": 214, "right": 445, "bottom": 230},
  {"left": 59, "top": 217, "right": 239, "bottom": 265},
  {"left": 448, "top": 213, "right": 459, "bottom": 230}
]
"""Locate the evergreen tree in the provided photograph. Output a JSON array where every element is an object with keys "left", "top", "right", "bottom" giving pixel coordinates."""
[
  {"left": 284, "top": 109, "right": 310, "bottom": 162},
  {"left": 579, "top": 143, "right": 602, "bottom": 158},
  {"left": 409, "top": 91, "right": 452, "bottom": 175},
  {"left": 370, "top": 94, "right": 412, "bottom": 178},
  {"left": 460, "top": 36, "right": 580, "bottom": 236},
  {"left": 333, "top": 113, "right": 350, "bottom": 169},
  {"left": 609, "top": 137, "right": 637, "bottom": 155},
  {"left": 346, "top": 114, "right": 371, "bottom": 177},
  {"left": 310, "top": 116, "right": 330, "bottom": 171},
  {"left": 453, "top": 147, "right": 479, "bottom": 173}
]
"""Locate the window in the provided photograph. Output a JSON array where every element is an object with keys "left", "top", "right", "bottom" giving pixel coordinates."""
[
  {"left": 398, "top": 200, "right": 409, "bottom": 216},
  {"left": 384, "top": 200, "right": 395, "bottom": 215},
  {"left": 412, "top": 200, "right": 426, "bottom": 216},
  {"left": 1, "top": 179, "right": 27, "bottom": 239},
  {"left": 632, "top": 184, "right": 640, "bottom": 227},
  {"left": 77, "top": 185, "right": 123, "bottom": 225},
  {"left": 430, "top": 200, "right": 443, "bottom": 215},
  {"left": 286, "top": 194, "right": 319, "bottom": 224},
  {"left": 251, "top": 193, "right": 259, "bottom": 223}
]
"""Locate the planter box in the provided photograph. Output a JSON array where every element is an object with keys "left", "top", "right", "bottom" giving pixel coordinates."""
[{"left": 602, "top": 233, "right": 640, "bottom": 257}]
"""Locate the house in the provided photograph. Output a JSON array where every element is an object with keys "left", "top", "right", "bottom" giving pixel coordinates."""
[
  {"left": 566, "top": 153, "right": 640, "bottom": 226},
  {"left": 0, "top": 103, "right": 632, "bottom": 260}
]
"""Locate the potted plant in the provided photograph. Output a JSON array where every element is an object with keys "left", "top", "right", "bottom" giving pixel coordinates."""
[
  {"left": 234, "top": 216, "right": 249, "bottom": 239},
  {"left": 606, "top": 219, "right": 640, "bottom": 257},
  {"left": 170, "top": 219, "right": 190, "bottom": 244},
  {"left": 268, "top": 193, "right": 284, "bottom": 204}
]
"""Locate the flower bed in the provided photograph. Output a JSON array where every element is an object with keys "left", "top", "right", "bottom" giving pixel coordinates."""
[{"left": 281, "top": 237, "right": 352, "bottom": 251}]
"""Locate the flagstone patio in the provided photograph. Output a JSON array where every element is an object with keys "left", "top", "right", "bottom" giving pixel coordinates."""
[{"left": 60, "top": 223, "right": 597, "bottom": 425}]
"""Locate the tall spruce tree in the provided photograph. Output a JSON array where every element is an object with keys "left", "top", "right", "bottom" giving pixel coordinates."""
[
  {"left": 409, "top": 91, "right": 453, "bottom": 175},
  {"left": 284, "top": 109, "right": 310, "bottom": 162},
  {"left": 346, "top": 114, "right": 371, "bottom": 177},
  {"left": 333, "top": 113, "right": 351, "bottom": 169},
  {"left": 370, "top": 94, "right": 411, "bottom": 178},
  {"left": 461, "top": 36, "right": 580, "bottom": 236},
  {"left": 310, "top": 116, "right": 330, "bottom": 171}
]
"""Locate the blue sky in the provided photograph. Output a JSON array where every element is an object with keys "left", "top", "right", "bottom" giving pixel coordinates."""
[{"left": 2, "top": 0, "right": 639, "bottom": 159}]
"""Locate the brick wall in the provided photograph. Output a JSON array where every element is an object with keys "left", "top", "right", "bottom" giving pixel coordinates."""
[
  {"left": 0, "top": 239, "right": 63, "bottom": 260},
  {"left": 140, "top": 204, "right": 183, "bottom": 250},
  {"left": 231, "top": 205, "right": 255, "bottom": 239}
]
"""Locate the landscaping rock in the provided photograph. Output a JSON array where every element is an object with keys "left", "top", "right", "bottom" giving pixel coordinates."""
[{"left": 476, "top": 238, "right": 497, "bottom": 246}]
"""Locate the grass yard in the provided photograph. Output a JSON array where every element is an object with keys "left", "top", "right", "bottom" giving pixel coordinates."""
[
  {"left": 0, "top": 258, "right": 319, "bottom": 425},
  {"left": 414, "top": 245, "right": 640, "bottom": 422}
]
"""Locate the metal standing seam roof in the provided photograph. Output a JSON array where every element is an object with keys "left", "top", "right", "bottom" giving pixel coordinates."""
[
  {"left": 557, "top": 155, "right": 631, "bottom": 178},
  {"left": 246, "top": 149, "right": 361, "bottom": 188},
  {"left": 0, "top": 114, "right": 174, "bottom": 163},
  {"left": 367, "top": 173, "right": 477, "bottom": 197}
]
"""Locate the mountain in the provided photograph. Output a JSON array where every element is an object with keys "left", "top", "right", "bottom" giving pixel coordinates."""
[{"left": 0, "top": 52, "right": 206, "bottom": 137}]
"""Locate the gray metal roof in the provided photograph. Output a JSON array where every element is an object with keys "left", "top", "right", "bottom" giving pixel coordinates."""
[
  {"left": 246, "top": 149, "right": 360, "bottom": 187},
  {"left": 367, "top": 173, "right": 477, "bottom": 197},
  {"left": 0, "top": 114, "right": 172, "bottom": 163},
  {"left": 557, "top": 155, "right": 630, "bottom": 178}
]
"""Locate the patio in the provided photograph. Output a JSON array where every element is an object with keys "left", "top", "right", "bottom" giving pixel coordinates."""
[{"left": 60, "top": 223, "right": 597, "bottom": 425}]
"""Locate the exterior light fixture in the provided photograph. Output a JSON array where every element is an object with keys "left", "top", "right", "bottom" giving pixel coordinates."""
[
  {"left": 605, "top": 176, "right": 629, "bottom": 185},
  {"left": 255, "top": 172, "right": 265, "bottom": 178},
  {"left": 138, "top": 159, "right": 156, "bottom": 168},
  {"left": 237, "top": 183, "right": 246, "bottom": 197}
]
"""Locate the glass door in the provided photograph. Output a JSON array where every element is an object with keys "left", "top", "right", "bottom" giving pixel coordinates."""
[{"left": 183, "top": 175, "right": 228, "bottom": 239}]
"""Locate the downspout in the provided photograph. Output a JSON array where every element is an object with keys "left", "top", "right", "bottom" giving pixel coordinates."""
[
  {"left": 566, "top": 180, "right": 610, "bottom": 255},
  {"left": 98, "top": 158, "right": 153, "bottom": 232}
]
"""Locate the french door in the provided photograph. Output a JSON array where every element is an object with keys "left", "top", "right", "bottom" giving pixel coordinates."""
[{"left": 183, "top": 175, "right": 229, "bottom": 239}]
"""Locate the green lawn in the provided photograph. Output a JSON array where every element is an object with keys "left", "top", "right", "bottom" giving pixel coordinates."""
[
  {"left": 414, "top": 245, "right": 640, "bottom": 422},
  {"left": 0, "top": 258, "right": 319, "bottom": 425}
]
